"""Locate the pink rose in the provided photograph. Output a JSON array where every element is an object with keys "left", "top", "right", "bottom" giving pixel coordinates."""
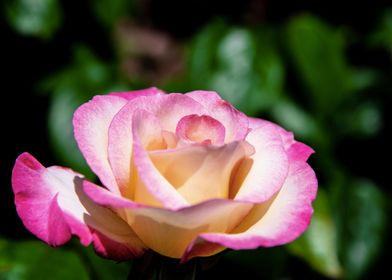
[{"left": 12, "top": 88, "right": 317, "bottom": 262}]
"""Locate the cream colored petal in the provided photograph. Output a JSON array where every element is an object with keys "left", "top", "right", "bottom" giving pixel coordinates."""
[{"left": 149, "top": 141, "right": 254, "bottom": 204}]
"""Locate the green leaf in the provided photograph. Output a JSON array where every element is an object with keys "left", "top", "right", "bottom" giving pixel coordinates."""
[
  {"left": 209, "top": 27, "right": 257, "bottom": 112},
  {"left": 91, "top": 0, "right": 135, "bottom": 28},
  {"left": 4, "top": 0, "right": 62, "bottom": 39},
  {"left": 188, "top": 20, "right": 227, "bottom": 89},
  {"left": 0, "top": 239, "right": 89, "bottom": 280},
  {"left": 287, "top": 189, "right": 343, "bottom": 278},
  {"left": 339, "top": 102, "right": 382, "bottom": 137},
  {"left": 339, "top": 180, "right": 387, "bottom": 279},
  {"left": 271, "top": 99, "right": 320, "bottom": 140},
  {"left": 286, "top": 15, "right": 352, "bottom": 115},
  {"left": 79, "top": 244, "right": 129, "bottom": 280},
  {"left": 369, "top": 9, "right": 392, "bottom": 50},
  {"left": 41, "top": 46, "right": 122, "bottom": 177},
  {"left": 48, "top": 89, "right": 95, "bottom": 179},
  {"left": 188, "top": 22, "right": 284, "bottom": 115}
]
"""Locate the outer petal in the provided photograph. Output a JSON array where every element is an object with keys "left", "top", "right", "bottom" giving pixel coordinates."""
[
  {"left": 83, "top": 182, "right": 253, "bottom": 259},
  {"left": 12, "top": 153, "right": 145, "bottom": 260},
  {"left": 248, "top": 117, "right": 314, "bottom": 161},
  {"left": 233, "top": 123, "right": 289, "bottom": 203},
  {"left": 184, "top": 160, "right": 317, "bottom": 259},
  {"left": 107, "top": 94, "right": 206, "bottom": 194},
  {"left": 186, "top": 91, "right": 249, "bottom": 142},
  {"left": 73, "top": 95, "right": 127, "bottom": 193},
  {"left": 109, "top": 87, "right": 164, "bottom": 101}
]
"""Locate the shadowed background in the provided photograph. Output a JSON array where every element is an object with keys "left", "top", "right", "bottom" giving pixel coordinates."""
[{"left": 1, "top": 0, "right": 391, "bottom": 279}]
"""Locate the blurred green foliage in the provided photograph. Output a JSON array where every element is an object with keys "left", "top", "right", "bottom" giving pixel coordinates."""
[
  {"left": 3, "top": 1, "right": 391, "bottom": 279},
  {"left": 288, "top": 189, "right": 342, "bottom": 278},
  {"left": 4, "top": 0, "right": 62, "bottom": 39}
]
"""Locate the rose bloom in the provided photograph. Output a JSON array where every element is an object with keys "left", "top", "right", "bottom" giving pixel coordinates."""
[{"left": 12, "top": 88, "right": 317, "bottom": 262}]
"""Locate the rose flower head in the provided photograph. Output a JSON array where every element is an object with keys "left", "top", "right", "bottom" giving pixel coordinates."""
[{"left": 12, "top": 88, "right": 317, "bottom": 262}]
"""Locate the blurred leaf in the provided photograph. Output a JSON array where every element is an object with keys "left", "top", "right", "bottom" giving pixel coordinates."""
[
  {"left": 91, "top": 0, "right": 135, "bottom": 28},
  {"left": 286, "top": 15, "right": 352, "bottom": 115},
  {"left": 339, "top": 180, "right": 387, "bottom": 279},
  {"left": 350, "top": 69, "right": 379, "bottom": 92},
  {"left": 41, "top": 46, "right": 121, "bottom": 178},
  {"left": 81, "top": 244, "right": 129, "bottom": 280},
  {"left": 339, "top": 102, "right": 382, "bottom": 137},
  {"left": 209, "top": 27, "right": 257, "bottom": 112},
  {"left": 188, "top": 20, "right": 227, "bottom": 89},
  {"left": 0, "top": 239, "right": 88, "bottom": 280},
  {"left": 369, "top": 9, "right": 392, "bottom": 50},
  {"left": 189, "top": 22, "right": 284, "bottom": 115},
  {"left": 287, "top": 189, "right": 343, "bottom": 278},
  {"left": 4, "top": 0, "right": 62, "bottom": 39},
  {"left": 271, "top": 99, "right": 320, "bottom": 140},
  {"left": 48, "top": 89, "right": 95, "bottom": 179}
]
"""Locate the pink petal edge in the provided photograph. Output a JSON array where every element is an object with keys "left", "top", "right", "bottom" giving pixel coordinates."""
[
  {"left": 73, "top": 95, "right": 128, "bottom": 193},
  {"left": 12, "top": 153, "right": 145, "bottom": 260},
  {"left": 183, "top": 160, "right": 317, "bottom": 261},
  {"left": 109, "top": 87, "right": 164, "bottom": 100}
]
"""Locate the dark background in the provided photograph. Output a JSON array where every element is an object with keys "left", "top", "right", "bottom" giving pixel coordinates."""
[{"left": 1, "top": 0, "right": 391, "bottom": 279}]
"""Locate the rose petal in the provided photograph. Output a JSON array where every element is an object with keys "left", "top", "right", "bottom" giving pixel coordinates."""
[
  {"left": 73, "top": 95, "right": 127, "bottom": 193},
  {"left": 248, "top": 117, "right": 314, "bottom": 161},
  {"left": 108, "top": 94, "right": 206, "bottom": 194},
  {"left": 109, "top": 87, "right": 164, "bottom": 101},
  {"left": 184, "top": 160, "right": 317, "bottom": 259},
  {"left": 83, "top": 182, "right": 253, "bottom": 259},
  {"left": 233, "top": 123, "right": 289, "bottom": 203},
  {"left": 12, "top": 153, "right": 145, "bottom": 260},
  {"left": 132, "top": 109, "right": 190, "bottom": 209},
  {"left": 176, "top": 114, "right": 225, "bottom": 145},
  {"left": 150, "top": 141, "right": 254, "bottom": 204},
  {"left": 186, "top": 91, "right": 249, "bottom": 142}
]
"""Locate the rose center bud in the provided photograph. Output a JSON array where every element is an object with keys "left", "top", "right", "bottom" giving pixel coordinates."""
[
  {"left": 149, "top": 140, "right": 255, "bottom": 204},
  {"left": 176, "top": 114, "right": 226, "bottom": 145}
]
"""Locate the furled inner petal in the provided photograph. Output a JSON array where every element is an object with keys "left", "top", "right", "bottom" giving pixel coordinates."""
[
  {"left": 176, "top": 114, "right": 225, "bottom": 145},
  {"left": 132, "top": 109, "right": 190, "bottom": 210},
  {"left": 185, "top": 91, "right": 250, "bottom": 142},
  {"left": 149, "top": 141, "right": 255, "bottom": 204}
]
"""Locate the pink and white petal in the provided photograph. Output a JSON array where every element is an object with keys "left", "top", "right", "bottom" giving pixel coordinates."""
[
  {"left": 287, "top": 142, "right": 314, "bottom": 162},
  {"left": 248, "top": 117, "right": 314, "bottom": 161},
  {"left": 132, "top": 109, "right": 189, "bottom": 209},
  {"left": 109, "top": 87, "right": 164, "bottom": 101},
  {"left": 186, "top": 90, "right": 249, "bottom": 142},
  {"left": 73, "top": 95, "right": 128, "bottom": 193},
  {"left": 83, "top": 180, "right": 253, "bottom": 259},
  {"left": 150, "top": 141, "right": 254, "bottom": 204},
  {"left": 234, "top": 123, "right": 289, "bottom": 203},
  {"left": 12, "top": 153, "right": 145, "bottom": 259},
  {"left": 186, "top": 160, "right": 317, "bottom": 254},
  {"left": 107, "top": 94, "right": 206, "bottom": 194},
  {"left": 176, "top": 114, "right": 225, "bottom": 145}
]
